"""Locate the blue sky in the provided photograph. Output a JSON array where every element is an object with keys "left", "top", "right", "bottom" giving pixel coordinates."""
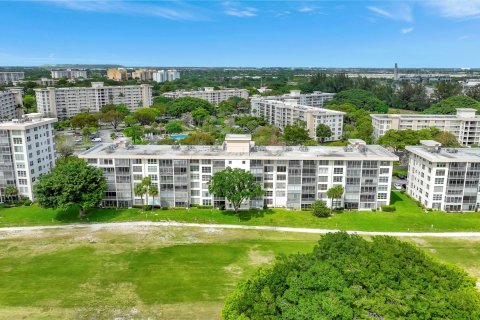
[{"left": 1, "top": 0, "right": 480, "bottom": 67}]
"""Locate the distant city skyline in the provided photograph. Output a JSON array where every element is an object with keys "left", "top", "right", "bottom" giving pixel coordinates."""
[{"left": 1, "top": 0, "right": 480, "bottom": 68}]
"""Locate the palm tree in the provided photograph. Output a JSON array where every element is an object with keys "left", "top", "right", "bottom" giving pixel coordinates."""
[
  {"left": 149, "top": 185, "right": 159, "bottom": 208},
  {"left": 141, "top": 177, "right": 152, "bottom": 207},
  {"left": 326, "top": 185, "right": 344, "bottom": 213},
  {"left": 134, "top": 183, "right": 147, "bottom": 211},
  {"left": 4, "top": 186, "right": 19, "bottom": 203}
]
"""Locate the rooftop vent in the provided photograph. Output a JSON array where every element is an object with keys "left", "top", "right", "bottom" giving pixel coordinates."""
[
  {"left": 446, "top": 148, "right": 458, "bottom": 154},
  {"left": 171, "top": 145, "right": 180, "bottom": 150},
  {"left": 299, "top": 146, "right": 309, "bottom": 152},
  {"left": 344, "top": 145, "right": 354, "bottom": 152}
]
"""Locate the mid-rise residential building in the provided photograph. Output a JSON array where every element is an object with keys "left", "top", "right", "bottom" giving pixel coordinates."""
[
  {"left": 152, "top": 70, "right": 167, "bottom": 83},
  {"left": 260, "top": 90, "right": 335, "bottom": 108},
  {"left": 79, "top": 135, "right": 397, "bottom": 210},
  {"left": 34, "top": 82, "right": 152, "bottom": 118},
  {"left": 0, "top": 72, "right": 25, "bottom": 84},
  {"left": 167, "top": 69, "right": 180, "bottom": 81},
  {"left": 0, "top": 113, "right": 57, "bottom": 201},
  {"left": 107, "top": 68, "right": 129, "bottom": 81},
  {"left": 131, "top": 69, "right": 155, "bottom": 81},
  {"left": 0, "top": 88, "right": 23, "bottom": 120},
  {"left": 163, "top": 87, "right": 248, "bottom": 105},
  {"left": 406, "top": 140, "right": 480, "bottom": 212},
  {"left": 51, "top": 69, "right": 88, "bottom": 79},
  {"left": 251, "top": 98, "right": 344, "bottom": 141},
  {"left": 371, "top": 108, "right": 480, "bottom": 146},
  {"left": 38, "top": 78, "right": 59, "bottom": 86}
]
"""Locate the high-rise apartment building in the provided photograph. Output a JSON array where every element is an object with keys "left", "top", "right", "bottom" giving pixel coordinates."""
[
  {"left": 131, "top": 69, "right": 155, "bottom": 81},
  {"left": 251, "top": 98, "right": 345, "bottom": 141},
  {"left": 106, "top": 68, "right": 129, "bottom": 81},
  {"left": 79, "top": 135, "right": 397, "bottom": 210},
  {"left": 163, "top": 87, "right": 248, "bottom": 105},
  {"left": 153, "top": 69, "right": 180, "bottom": 83},
  {"left": 0, "top": 88, "right": 23, "bottom": 120},
  {"left": 371, "top": 108, "right": 480, "bottom": 145},
  {"left": 0, "top": 72, "right": 25, "bottom": 84},
  {"left": 406, "top": 140, "right": 480, "bottom": 212},
  {"left": 260, "top": 90, "right": 335, "bottom": 108},
  {"left": 34, "top": 82, "right": 152, "bottom": 118},
  {"left": 0, "top": 113, "right": 57, "bottom": 201},
  {"left": 51, "top": 69, "right": 88, "bottom": 79}
]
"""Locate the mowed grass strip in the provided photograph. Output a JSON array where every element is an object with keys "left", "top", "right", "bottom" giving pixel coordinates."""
[
  {"left": 2, "top": 192, "right": 480, "bottom": 232},
  {"left": 0, "top": 228, "right": 318, "bottom": 319}
]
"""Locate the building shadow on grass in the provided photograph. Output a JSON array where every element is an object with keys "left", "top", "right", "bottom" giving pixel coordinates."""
[
  {"left": 390, "top": 192, "right": 403, "bottom": 205},
  {"left": 220, "top": 209, "right": 275, "bottom": 221}
]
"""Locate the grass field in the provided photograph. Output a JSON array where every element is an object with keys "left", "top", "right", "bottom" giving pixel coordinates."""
[
  {"left": 0, "top": 226, "right": 479, "bottom": 319},
  {"left": 2, "top": 192, "right": 480, "bottom": 232}
]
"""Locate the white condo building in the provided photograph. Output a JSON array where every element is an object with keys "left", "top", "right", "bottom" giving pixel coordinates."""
[
  {"left": 153, "top": 69, "right": 180, "bottom": 83},
  {"left": 0, "top": 113, "right": 57, "bottom": 201},
  {"left": 260, "top": 90, "right": 335, "bottom": 108},
  {"left": 51, "top": 69, "right": 88, "bottom": 79},
  {"left": 163, "top": 87, "right": 248, "bottom": 105},
  {"left": 406, "top": 140, "right": 480, "bottom": 212},
  {"left": 0, "top": 88, "right": 23, "bottom": 120},
  {"left": 371, "top": 108, "right": 480, "bottom": 146},
  {"left": 34, "top": 82, "right": 153, "bottom": 118},
  {"left": 79, "top": 135, "right": 397, "bottom": 210},
  {"left": 0, "top": 72, "right": 25, "bottom": 84},
  {"left": 251, "top": 98, "right": 345, "bottom": 141}
]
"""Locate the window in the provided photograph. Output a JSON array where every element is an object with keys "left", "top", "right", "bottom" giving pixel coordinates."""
[
  {"left": 433, "top": 194, "right": 442, "bottom": 201},
  {"left": 334, "top": 160, "right": 344, "bottom": 166},
  {"left": 190, "top": 165, "right": 199, "bottom": 172},
  {"left": 377, "top": 193, "right": 387, "bottom": 200},
  {"left": 333, "top": 168, "right": 343, "bottom": 174},
  {"left": 87, "top": 158, "right": 97, "bottom": 164},
  {"left": 378, "top": 177, "right": 389, "bottom": 183},
  {"left": 132, "top": 166, "right": 142, "bottom": 172},
  {"left": 202, "top": 199, "right": 212, "bottom": 206},
  {"left": 148, "top": 159, "right": 158, "bottom": 164},
  {"left": 14, "top": 146, "right": 23, "bottom": 152},
  {"left": 13, "top": 138, "right": 23, "bottom": 144},
  {"left": 379, "top": 168, "right": 389, "bottom": 175},
  {"left": 333, "top": 176, "right": 343, "bottom": 182},
  {"left": 15, "top": 154, "right": 24, "bottom": 161},
  {"left": 434, "top": 178, "right": 444, "bottom": 185},
  {"left": 202, "top": 167, "right": 211, "bottom": 173},
  {"left": 18, "top": 179, "right": 28, "bottom": 185}
]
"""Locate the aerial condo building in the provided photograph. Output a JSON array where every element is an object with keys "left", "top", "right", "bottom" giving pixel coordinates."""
[
  {"left": 163, "top": 87, "right": 248, "bottom": 105},
  {"left": 79, "top": 135, "right": 397, "bottom": 210}
]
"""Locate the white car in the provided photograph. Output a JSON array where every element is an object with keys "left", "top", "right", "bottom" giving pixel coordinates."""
[
  {"left": 394, "top": 183, "right": 403, "bottom": 190},
  {"left": 91, "top": 137, "right": 102, "bottom": 142}
]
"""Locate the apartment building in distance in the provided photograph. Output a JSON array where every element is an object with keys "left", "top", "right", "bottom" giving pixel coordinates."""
[
  {"left": 260, "top": 90, "right": 335, "bottom": 108},
  {"left": 0, "top": 88, "right": 23, "bottom": 120},
  {"left": 131, "top": 69, "right": 155, "bottom": 81},
  {"left": 163, "top": 87, "right": 248, "bottom": 105},
  {"left": 371, "top": 108, "right": 480, "bottom": 145},
  {"left": 0, "top": 113, "right": 57, "bottom": 201},
  {"left": 51, "top": 69, "right": 88, "bottom": 80},
  {"left": 0, "top": 72, "right": 25, "bottom": 84},
  {"left": 107, "top": 68, "right": 129, "bottom": 81},
  {"left": 34, "top": 82, "right": 152, "bottom": 118},
  {"left": 406, "top": 140, "right": 480, "bottom": 212},
  {"left": 79, "top": 135, "right": 397, "bottom": 210},
  {"left": 251, "top": 98, "right": 345, "bottom": 141}
]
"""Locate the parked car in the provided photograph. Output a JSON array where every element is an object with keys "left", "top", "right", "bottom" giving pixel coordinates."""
[
  {"left": 91, "top": 137, "right": 102, "bottom": 142},
  {"left": 397, "top": 174, "right": 406, "bottom": 180},
  {"left": 393, "top": 183, "right": 403, "bottom": 190}
]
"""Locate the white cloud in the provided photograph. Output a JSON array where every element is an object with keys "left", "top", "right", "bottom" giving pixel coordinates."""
[
  {"left": 298, "top": 5, "right": 315, "bottom": 13},
  {"left": 424, "top": 0, "right": 480, "bottom": 19},
  {"left": 367, "top": 4, "right": 413, "bottom": 22},
  {"left": 46, "top": 0, "right": 203, "bottom": 21},
  {"left": 223, "top": 2, "right": 257, "bottom": 17},
  {"left": 401, "top": 27, "right": 414, "bottom": 34},
  {"left": 225, "top": 7, "right": 257, "bottom": 17}
]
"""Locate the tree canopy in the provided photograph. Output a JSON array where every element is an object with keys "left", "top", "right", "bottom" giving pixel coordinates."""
[
  {"left": 325, "top": 89, "right": 388, "bottom": 113},
  {"left": 433, "top": 81, "right": 462, "bottom": 101},
  {"left": 166, "top": 97, "right": 215, "bottom": 116},
  {"left": 180, "top": 131, "right": 215, "bottom": 145},
  {"left": 223, "top": 232, "right": 480, "bottom": 320},
  {"left": 208, "top": 167, "right": 264, "bottom": 213},
  {"left": 131, "top": 108, "right": 160, "bottom": 125},
  {"left": 70, "top": 113, "right": 98, "bottom": 129},
  {"left": 315, "top": 124, "right": 332, "bottom": 142},
  {"left": 283, "top": 120, "right": 312, "bottom": 146},
  {"left": 34, "top": 157, "right": 107, "bottom": 217},
  {"left": 252, "top": 125, "right": 284, "bottom": 146},
  {"left": 165, "top": 120, "right": 183, "bottom": 134},
  {"left": 326, "top": 103, "right": 373, "bottom": 143},
  {"left": 377, "top": 127, "right": 441, "bottom": 152},
  {"left": 391, "top": 82, "right": 430, "bottom": 112},
  {"left": 234, "top": 116, "right": 266, "bottom": 131},
  {"left": 424, "top": 95, "right": 480, "bottom": 114}
]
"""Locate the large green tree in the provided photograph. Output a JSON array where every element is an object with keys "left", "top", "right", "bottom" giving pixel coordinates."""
[
  {"left": 166, "top": 97, "right": 215, "bottom": 116},
  {"left": 101, "top": 110, "right": 124, "bottom": 130},
  {"left": 433, "top": 81, "right": 462, "bottom": 101},
  {"left": 34, "top": 157, "right": 107, "bottom": 217},
  {"left": 377, "top": 127, "right": 440, "bottom": 152},
  {"left": 326, "top": 185, "right": 344, "bottom": 211},
  {"left": 70, "top": 113, "right": 98, "bottom": 129},
  {"left": 223, "top": 232, "right": 480, "bottom": 319},
  {"left": 424, "top": 95, "right": 480, "bottom": 114},
  {"left": 325, "top": 89, "right": 388, "bottom": 113},
  {"left": 392, "top": 82, "right": 430, "bottom": 112},
  {"left": 208, "top": 168, "right": 264, "bottom": 214},
  {"left": 165, "top": 120, "right": 183, "bottom": 134},
  {"left": 283, "top": 120, "right": 312, "bottom": 146},
  {"left": 132, "top": 108, "right": 159, "bottom": 125},
  {"left": 180, "top": 132, "right": 215, "bottom": 145},
  {"left": 315, "top": 124, "right": 332, "bottom": 143}
]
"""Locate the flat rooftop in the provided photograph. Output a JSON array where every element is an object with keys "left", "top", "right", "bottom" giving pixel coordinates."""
[
  {"left": 253, "top": 99, "right": 345, "bottom": 115},
  {"left": 0, "top": 114, "right": 57, "bottom": 129},
  {"left": 79, "top": 143, "right": 398, "bottom": 161},
  {"left": 406, "top": 146, "right": 480, "bottom": 162}
]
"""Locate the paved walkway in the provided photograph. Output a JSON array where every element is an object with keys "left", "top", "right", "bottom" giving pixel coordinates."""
[{"left": 2, "top": 221, "right": 480, "bottom": 238}]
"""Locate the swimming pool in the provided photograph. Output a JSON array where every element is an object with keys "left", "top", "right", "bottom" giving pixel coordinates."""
[{"left": 170, "top": 133, "right": 188, "bottom": 140}]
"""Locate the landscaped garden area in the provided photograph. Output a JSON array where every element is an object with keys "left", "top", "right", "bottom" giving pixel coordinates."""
[
  {"left": 2, "top": 192, "right": 480, "bottom": 232},
  {"left": 0, "top": 226, "right": 479, "bottom": 319}
]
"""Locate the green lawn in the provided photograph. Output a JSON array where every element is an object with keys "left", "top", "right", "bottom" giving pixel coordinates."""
[
  {"left": 0, "top": 226, "right": 479, "bottom": 319},
  {"left": 2, "top": 192, "right": 480, "bottom": 232}
]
